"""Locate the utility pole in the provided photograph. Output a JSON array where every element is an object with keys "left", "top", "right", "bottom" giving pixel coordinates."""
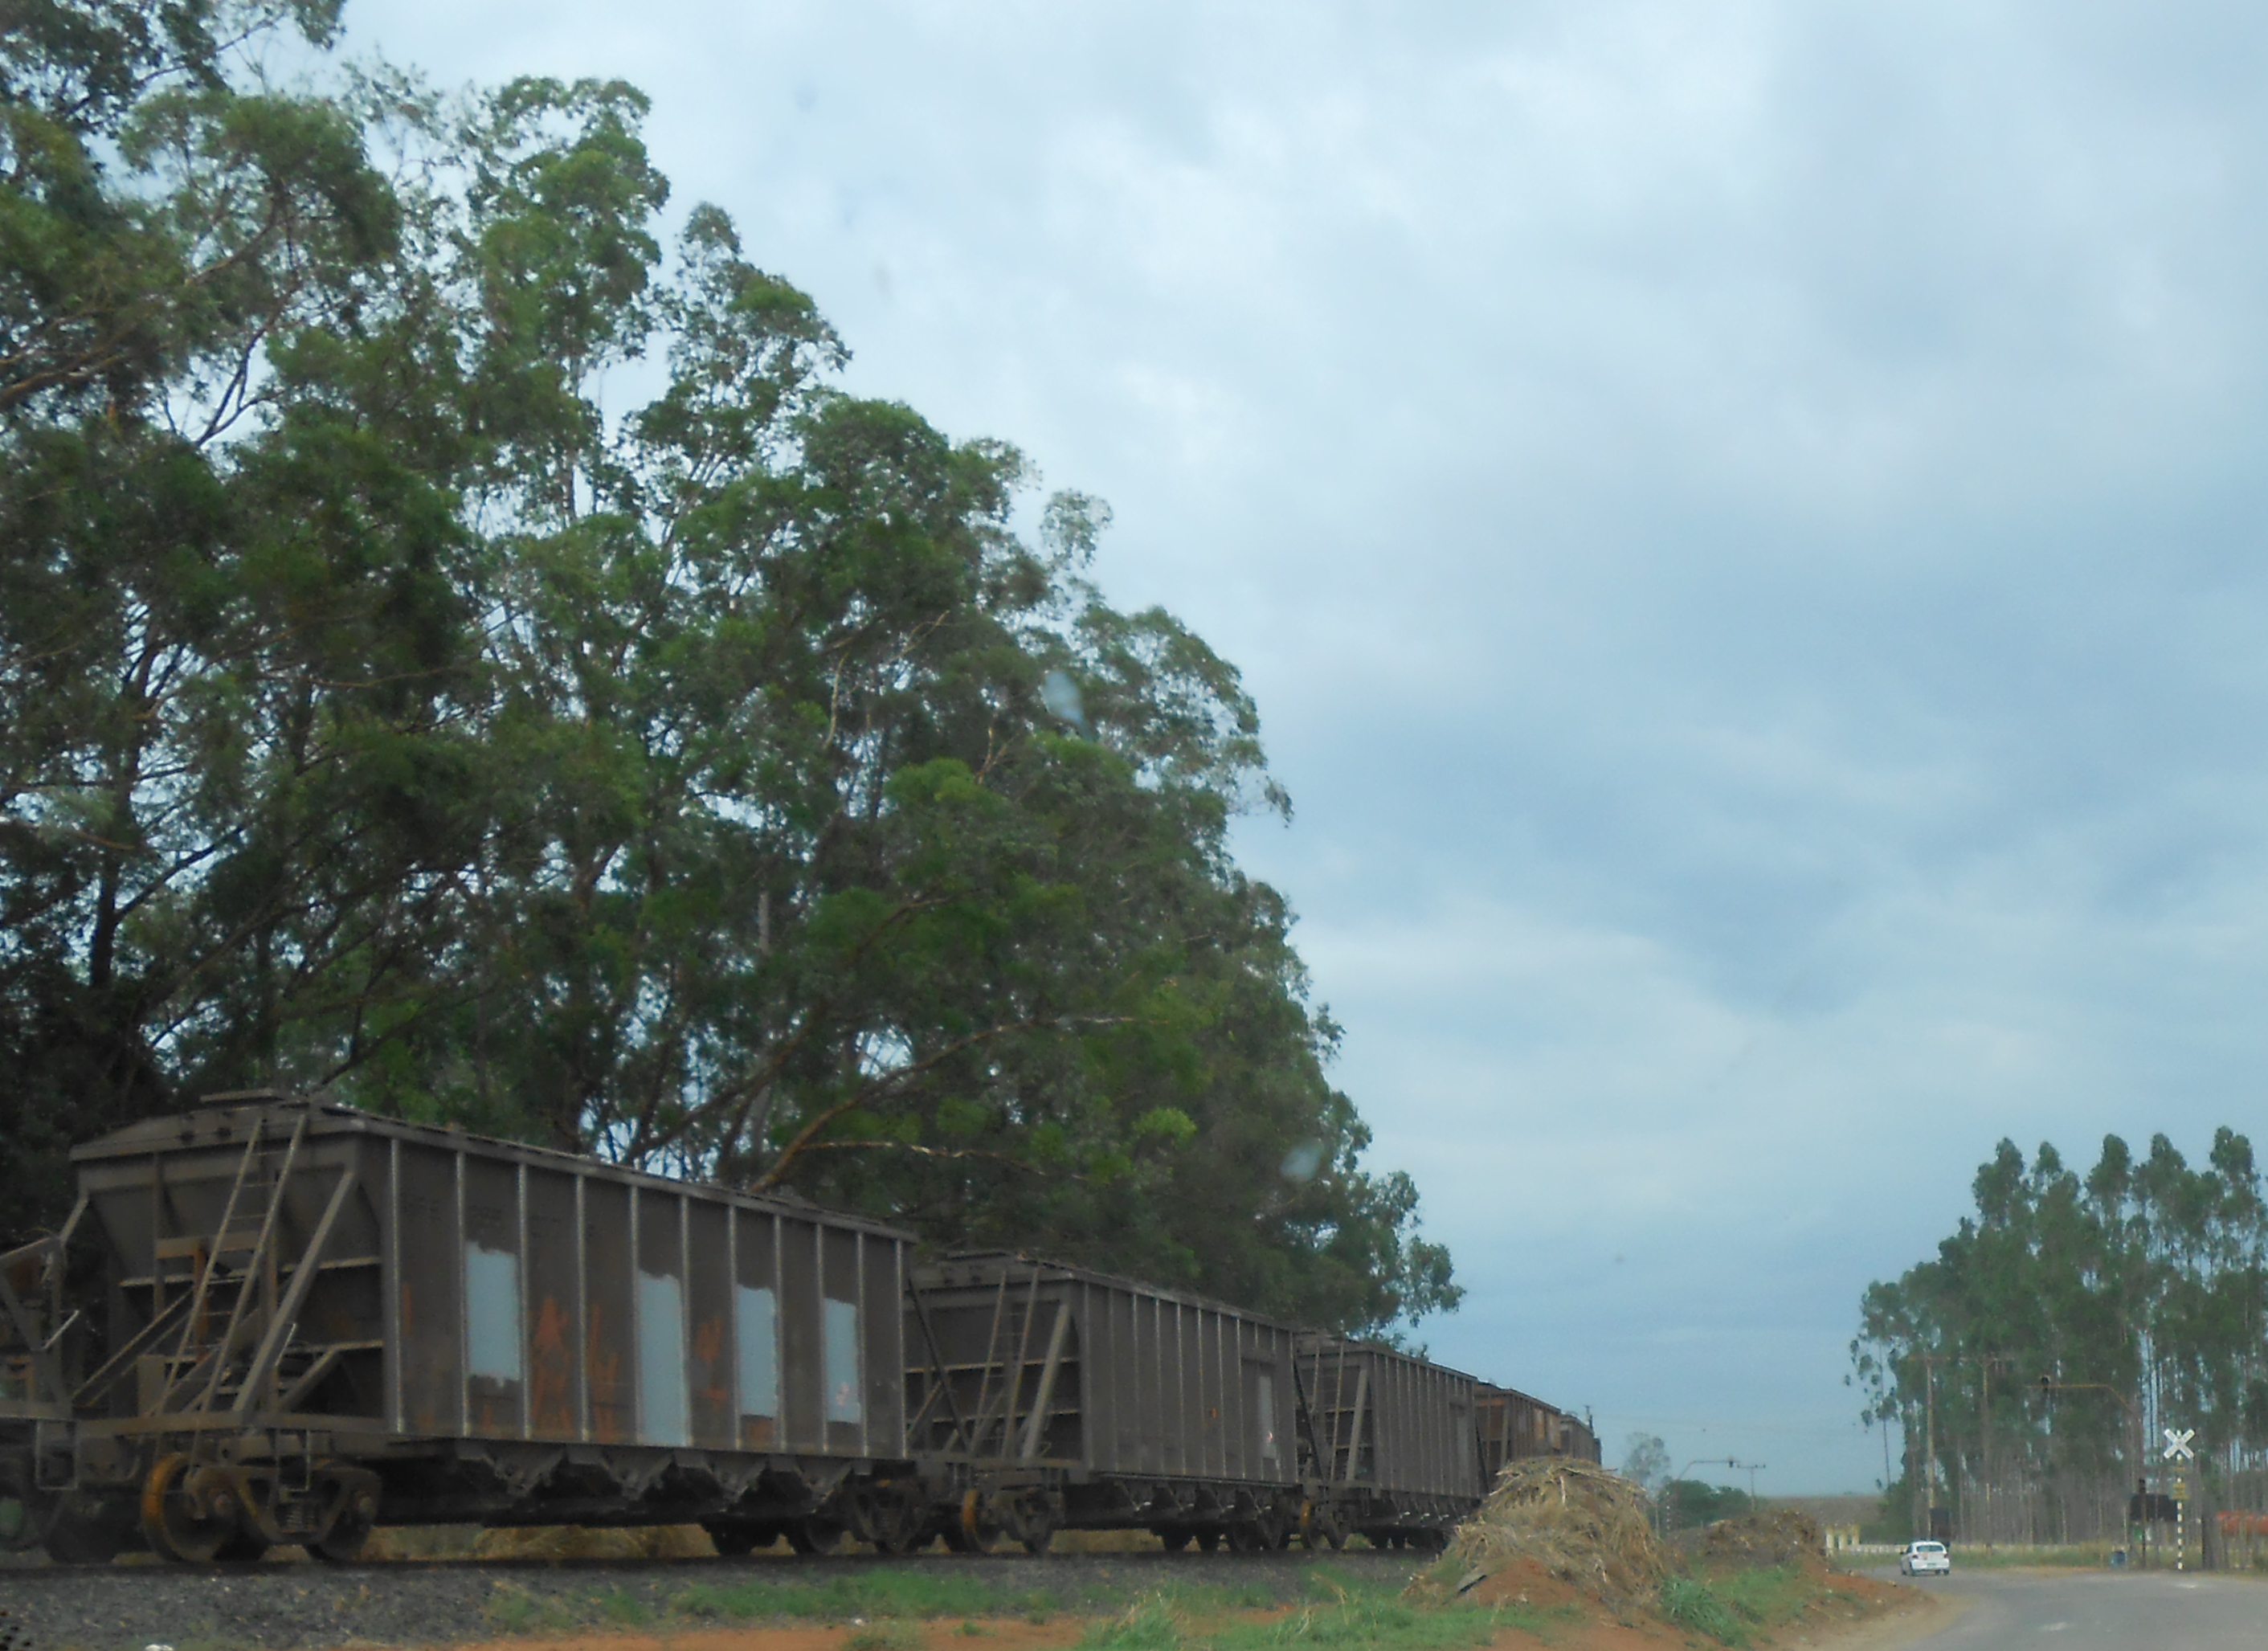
[
  {"left": 1924, "top": 1355, "right": 1940, "bottom": 1543},
  {"left": 1980, "top": 1358, "right": 1991, "bottom": 1547},
  {"left": 2037, "top": 1376, "right": 2147, "bottom": 1568}
]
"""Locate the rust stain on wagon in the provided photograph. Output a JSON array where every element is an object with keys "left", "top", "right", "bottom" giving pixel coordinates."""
[
  {"left": 586, "top": 1303, "right": 627, "bottom": 1442},
  {"left": 531, "top": 1296, "right": 575, "bottom": 1435},
  {"left": 693, "top": 1314, "right": 729, "bottom": 1412}
]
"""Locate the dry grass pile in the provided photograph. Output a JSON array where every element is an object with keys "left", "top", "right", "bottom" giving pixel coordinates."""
[
  {"left": 362, "top": 1522, "right": 717, "bottom": 1561},
  {"left": 1422, "top": 1456, "right": 1667, "bottom": 1609},
  {"left": 472, "top": 1522, "right": 717, "bottom": 1560},
  {"left": 1683, "top": 1510, "right": 1826, "bottom": 1573}
]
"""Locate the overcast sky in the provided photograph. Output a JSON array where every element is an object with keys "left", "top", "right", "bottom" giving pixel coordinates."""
[{"left": 339, "top": 0, "right": 2268, "bottom": 1490}]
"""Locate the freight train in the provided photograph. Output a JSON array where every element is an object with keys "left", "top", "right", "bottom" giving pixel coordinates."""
[{"left": 0, "top": 1095, "right": 1600, "bottom": 1564}]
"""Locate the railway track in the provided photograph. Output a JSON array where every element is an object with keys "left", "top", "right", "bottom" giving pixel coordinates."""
[{"left": 0, "top": 1547, "right": 1424, "bottom": 1649}]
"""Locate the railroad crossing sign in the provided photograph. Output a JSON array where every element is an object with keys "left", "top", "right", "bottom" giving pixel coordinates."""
[{"left": 2163, "top": 1428, "right": 2196, "bottom": 1462}]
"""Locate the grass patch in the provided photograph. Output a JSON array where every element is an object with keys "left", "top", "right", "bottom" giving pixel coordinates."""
[
  {"left": 1222, "top": 1596, "right": 1507, "bottom": 1651},
  {"left": 483, "top": 1583, "right": 580, "bottom": 1636},
  {"left": 1938, "top": 1543, "right": 2115, "bottom": 1569},
  {"left": 595, "top": 1586, "right": 652, "bottom": 1626},
  {"left": 1077, "top": 1588, "right": 1518, "bottom": 1651},
  {"left": 848, "top": 1626, "right": 928, "bottom": 1651},
  {"left": 1710, "top": 1563, "right": 1814, "bottom": 1629},
  {"left": 1658, "top": 1575, "right": 1747, "bottom": 1648},
  {"left": 669, "top": 1571, "right": 1063, "bottom": 1624},
  {"left": 1081, "top": 1596, "right": 1187, "bottom": 1651}
]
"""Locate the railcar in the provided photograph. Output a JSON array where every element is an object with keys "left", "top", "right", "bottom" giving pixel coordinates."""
[
  {"left": 0, "top": 1093, "right": 1602, "bottom": 1566},
  {"left": 0, "top": 1095, "right": 923, "bottom": 1563},
  {"left": 1474, "top": 1382, "right": 1603, "bottom": 1480},
  {"left": 903, "top": 1253, "right": 1304, "bottom": 1552},
  {"left": 1295, "top": 1334, "right": 1479, "bottom": 1550}
]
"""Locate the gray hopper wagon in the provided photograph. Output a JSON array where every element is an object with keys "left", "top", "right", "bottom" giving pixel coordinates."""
[
  {"left": 1474, "top": 1383, "right": 1559, "bottom": 1478},
  {"left": 904, "top": 1253, "right": 1304, "bottom": 1553},
  {"left": 1474, "top": 1384, "right": 1600, "bottom": 1481},
  {"left": 0, "top": 1095, "right": 924, "bottom": 1563},
  {"left": 1294, "top": 1334, "right": 1481, "bottom": 1549}
]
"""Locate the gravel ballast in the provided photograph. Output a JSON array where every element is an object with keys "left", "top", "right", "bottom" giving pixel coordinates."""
[{"left": 0, "top": 1547, "right": 1424, "bottom": 1651}]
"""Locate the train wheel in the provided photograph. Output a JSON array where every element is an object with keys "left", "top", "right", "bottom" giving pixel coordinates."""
[
  {"left": 785, "top": 1517, "right": 844, "bottom": 1555},
  {"left": 1153, "top": 1526, "right": 1191, "bottom": 1552},
  {"left": 991, "top": 1489, "right": 1058, "bottom": 1556},
  {"left": 942, "top": 1489, "right": 999, "bottom": 1555},
  {"left": 1301, "top": 1501, "right": 1347, "bottom": 1552},
  {"left": 141, "top": 1455, "right": 237, "bottom": 1565},
  {"left": 39, "top": 1494, "right": 130, "bottom": 1565},
  {"left": 1195, "top": 1527, "right": 1223, "bottom": 1553},
  {"left": 872, "top": 1524, "right": 927, "bottom": 1558},
  {"left": 0, "top": 1500, "right": 30, "bottom": 1553},
  {"left": 849, "top": 1483, "right": 929, "bottom": 1556},
  {"left": 311, "top": 1496, "right": 377, "bottom": 1565},
  {"left": 217, "top": 1530, "right": 272, "bottom": 1563}
]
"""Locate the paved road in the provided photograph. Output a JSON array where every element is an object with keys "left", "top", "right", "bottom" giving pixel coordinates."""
[{"left": 1878, "top": 1565, "right": 2268, "bottom": 1649}]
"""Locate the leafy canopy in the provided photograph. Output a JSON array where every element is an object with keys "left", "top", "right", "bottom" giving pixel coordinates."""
[
  {"left": 0, "top": 0, "right": 1458, "bottom": 1334},
  {"left": 1853, "top": 1128, "right": 2267, "bottom": 1529}
]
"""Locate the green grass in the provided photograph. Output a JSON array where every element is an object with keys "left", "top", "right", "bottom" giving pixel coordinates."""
[
  {"left": 482, "top": 1584, "right": 582, "bottom": 1636},
  {"left": 670, "top": 1571, "right": 1065, "bottom": 1624},
  {"left": 595, "top": 1586, "right": 652, "bottom": 1626},
  {"left": 488, "top": 1557, "right": 1518, "bottom": 1645},
  {"left": 1710, "top": 1563, "right": 1816, "bottom": 1629},
  {"left": 1934, "top": 1543, "right": 2118, "bottom": 1569},
  {"left": 1080, "top": 1596, "right": 1187, "bottom": 1651},
  {"left": 1658, "top": 1575, "right": 1747, "bottom": 1649},
  {"left": 1073, "top": 1585, "right": 1558, "bottom": 1651},
  {"left": 847, "top": 1625, "right": 929, "bottom": 1651}
]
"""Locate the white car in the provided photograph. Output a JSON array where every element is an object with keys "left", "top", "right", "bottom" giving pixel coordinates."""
[{"left": 1901, "top": 1539, "right": 1951, "bottom": 1576}]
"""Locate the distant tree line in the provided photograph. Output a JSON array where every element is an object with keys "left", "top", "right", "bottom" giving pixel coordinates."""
[
  {"left": 0, "top": 0, "right": 1459, "bottom": 1334},
  {"left": 1853, "top": 1130, "right": 2268, "bottom": 1549},
  {"left": 1618, "top": 1434, "right": 1756, "bottom": 1534}
]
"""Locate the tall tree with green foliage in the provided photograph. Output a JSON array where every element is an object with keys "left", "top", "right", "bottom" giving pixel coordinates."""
[
  {"left": 1853, "top": 1130, "right": 2268, "bottom": 1543},
  {"left": 0, "top": 0, "right": 1457, "bottom": 1335}
]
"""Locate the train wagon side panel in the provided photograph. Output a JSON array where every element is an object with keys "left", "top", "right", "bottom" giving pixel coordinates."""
[
  {"left": 1476, "top": 1383, "right": 1598, "bottom": 1475},
  {"left": 1296, "top": 1331, "right": 1481, "bottom": 1544},
  {"left": 905, "top": 1253, "right": 1303, "bottom": 1546},
  {"left": 50, "top": 1096, "right": 918, "bottom": 1563}
]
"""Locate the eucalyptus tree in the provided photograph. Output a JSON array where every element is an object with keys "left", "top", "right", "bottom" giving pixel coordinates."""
[
  {"left": 1855, "top": 1130, "right": 2268, "bottom": 1540},
  {"left": 0, "top": 0, "right": 1457, "bottom": 1335}
]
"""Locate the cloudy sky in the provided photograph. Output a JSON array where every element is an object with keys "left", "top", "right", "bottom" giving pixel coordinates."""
[{"left": 340, "top": 0, "right": 2268, "bottom": 1490}]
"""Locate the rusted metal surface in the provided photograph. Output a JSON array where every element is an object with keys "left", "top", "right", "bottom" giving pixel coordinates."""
[
  {"left": 67, "top": 1094, "right": 910, "bottom": 1457},
  {"left": 22, "top": 1093, "right": 920, "bottom": 1559},
  {"left": 1475, "top": 1383, "right": 1600, "bottom": 1474},
  {"left": 16, "top": 1090, "right": 1590, "bottom": 1564}
]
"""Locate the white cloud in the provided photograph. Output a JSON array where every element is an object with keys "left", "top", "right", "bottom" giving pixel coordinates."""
[{"left": 340, "top": 0, "right": 2268, "bottom": 1487}]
